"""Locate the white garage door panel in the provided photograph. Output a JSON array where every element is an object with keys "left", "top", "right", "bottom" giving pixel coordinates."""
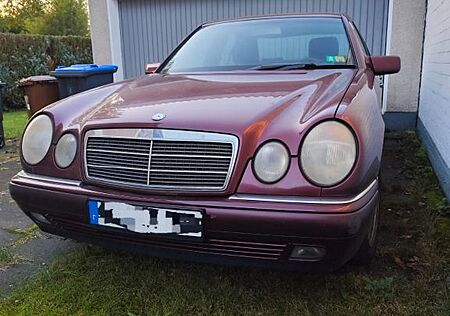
[{"left": 118, "top": 0, "right": 389, "bottom": 78}]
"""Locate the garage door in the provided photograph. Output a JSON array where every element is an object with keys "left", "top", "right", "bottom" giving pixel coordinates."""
[{"left": 118, "top": 0, "right": 389, "bottom": 78}]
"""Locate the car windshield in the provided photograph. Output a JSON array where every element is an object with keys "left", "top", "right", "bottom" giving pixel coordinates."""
[{"left": 161, "top": 17, "right": 355, "bottom": 73}]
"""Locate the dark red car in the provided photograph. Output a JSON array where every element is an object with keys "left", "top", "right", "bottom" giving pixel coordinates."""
[{"left": 10, "top": 14, "right": 400, "bottom": 271}]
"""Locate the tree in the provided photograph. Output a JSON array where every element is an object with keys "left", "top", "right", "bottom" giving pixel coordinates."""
[
  {"left": 25, "top": 0, "right": 89, "bottom": 36},
  {"left": 0, "top": 0, "right": 46, "bottom": 33}
]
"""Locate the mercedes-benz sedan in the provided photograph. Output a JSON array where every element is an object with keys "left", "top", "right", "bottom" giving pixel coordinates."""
[{"left": 10, "top": 14, "right": 400, "bottom": 271}]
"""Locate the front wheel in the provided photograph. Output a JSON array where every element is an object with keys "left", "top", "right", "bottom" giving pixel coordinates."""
[{"left": 352, "top": 197, "right": 380, "bottom": 265}]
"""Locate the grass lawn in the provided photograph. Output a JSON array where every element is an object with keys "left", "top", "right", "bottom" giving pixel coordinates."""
[
  {"left": 2, "top": 110, "right": 28, "bottom": 140},
  {"left": 0, "top": 133, "right": 449, "bottom": 315}
]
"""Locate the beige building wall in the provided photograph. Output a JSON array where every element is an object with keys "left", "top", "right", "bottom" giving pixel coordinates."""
[
  {"left": 88, "top": 0, "right": 123, "bottom": 80},
  {"left": 385, "top": 0, "right": 427, "bottom": 113},
  {"left": 88, "top": 0, "right": 111, "bottom": 64}
]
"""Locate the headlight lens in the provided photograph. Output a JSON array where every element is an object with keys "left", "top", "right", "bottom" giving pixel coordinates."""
[
  {"left": 300, "top": 121, "right": 357, "bottom": 186},
  {"left": 253, "top": 141, "right": 290, "bottom": 183},
  {"left": 55, "top": 133, "right": 77, "bottom": 168},
  {"left": 21, "top": 115, "right": 53, "bottom": 165}
]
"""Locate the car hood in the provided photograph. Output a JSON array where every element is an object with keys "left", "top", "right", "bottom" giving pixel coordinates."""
[{"left": 48, "top": 69, "right": 355, "bottom": 154}]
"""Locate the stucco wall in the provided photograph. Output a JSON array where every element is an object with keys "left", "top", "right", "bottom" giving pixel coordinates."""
[
  {"left": 418, "top": 0, "right": 450, "bottom": 199},
  {"left": 88, "top": 0, "right": 123, "bottom": 79},
  {"left": 385, "top": 0, "right": 426, "bottom": 113},
  {"left": 88, "top": 0, "right": 111, "bottom": 64}
]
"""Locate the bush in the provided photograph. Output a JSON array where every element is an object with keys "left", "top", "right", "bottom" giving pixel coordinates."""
[{"left": 0, "top": 33, "right": 92, "bottom": 109}]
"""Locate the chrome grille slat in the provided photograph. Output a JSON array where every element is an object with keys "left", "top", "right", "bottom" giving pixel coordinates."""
[
  {"left": 84, "top": 129, "right": 238, "bottom": 191},
  {"left": 148, "top": 169, "right": 228, "bottom": 174},
  {"left": 88, "top": 167, "right": 148, "bottom": 176},
  {"left": 88, "top": 140, "right": 151, "bottom": 148},
  {"left": 151, "top": 161, "right": 230, "bottom": 168},
  {"left": 88, "top": 171, "right": 148, "bottom": 180},
  {"left": 87, "top": 153, "right": 149, "bottom": 162},
  {"left": 149, "top": 181, "right": 227, "bottom": 185},
  {"left": 149, "top": 175, "right": 227, "bottom": 179},
  {"left": 89, "top": 173, "right": 148, "bottom": 181},
  {"left": 151, "top": 157, "right": 230, "bottom": 163},
  {"left": 152, "top": 154, "right": 229, "bottom": 159},
  {"left": 87, "top": 148, "right": 150, "bottom": 156},
  {"left": 152, "top": 145, "right": 232, "bottom": 150},
  {"left": 153, "top": 147, "right": 230, "bottom": 157},
  {"left": 152, "top": 151, "right": 232, "bottom": 156},
  {"left": 89, "top": 172, "right": 148, "bottom": 182},
  {"left": 149, "top": 177, "right": 227, "bottom": 182},
  {"left": 87, "top": 158, "right": 148, "bottom": 168},
  {"left": 89, "top": 165, "right": 149, "bottom": 171},
  {"left": 150, "top": 179, "right": 227, "bottom": 183},
  {"left": 87, "top": 150, "right": 150, "bottom": 157},
  {"left": 152, "top": 141, "right": 232, "bottom": 148},
  {"left": 89, "top": 172, "right": 148, "bottom": 184}
]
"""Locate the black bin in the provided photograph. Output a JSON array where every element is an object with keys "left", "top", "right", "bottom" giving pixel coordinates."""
[
  {"left": 50, "top": 64, "right": 118, "bottom": 98},
  {"left": 0, "top": 81, "right": 5, "bottom": 149}
]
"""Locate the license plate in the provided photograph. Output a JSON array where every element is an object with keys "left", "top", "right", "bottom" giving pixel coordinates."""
[{"left": 88, "top": 200, "right": 203, "bottom": 238}]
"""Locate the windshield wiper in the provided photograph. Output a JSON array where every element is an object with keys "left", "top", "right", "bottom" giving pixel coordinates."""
[{"left": 251, "top": 63, "right": 356, "bottom": 71}]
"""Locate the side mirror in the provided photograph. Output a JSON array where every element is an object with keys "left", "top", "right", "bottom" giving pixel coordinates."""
[
  {"left": 370, "top": 56, "right": 401, "bottom": 75},
  {"left": 145, "top": 63, "right": 161, "bottom": 74}
]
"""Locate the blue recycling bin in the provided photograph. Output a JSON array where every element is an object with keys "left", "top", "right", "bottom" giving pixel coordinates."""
[{"left": 50, "top": 64, "right": 118, "bottom": 98}]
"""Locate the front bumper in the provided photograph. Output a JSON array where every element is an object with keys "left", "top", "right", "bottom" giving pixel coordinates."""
[{"left": 9, "top": 171, "right": 379, "bottom": 271}]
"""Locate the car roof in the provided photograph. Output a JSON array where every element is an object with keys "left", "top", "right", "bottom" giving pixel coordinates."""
[{"left": 203, "top": 13, "right": 350, "bottom": 26}]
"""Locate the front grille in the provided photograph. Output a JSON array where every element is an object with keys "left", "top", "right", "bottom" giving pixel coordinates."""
[
  {"left": 84, "top": 129, "right": 238, "bottom": 191},
  {"left": 48, "top": 215, "right": 286, "bottom": 261}
]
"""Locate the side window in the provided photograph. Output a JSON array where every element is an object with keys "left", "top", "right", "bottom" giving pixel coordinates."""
[{"left": 351, "top": 23, "right": 371, "bottom": 56}]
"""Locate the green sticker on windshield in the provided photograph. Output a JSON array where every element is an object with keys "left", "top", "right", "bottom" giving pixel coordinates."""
[{"left": 326, "top": 56, "right": 347, "bottom": 63}]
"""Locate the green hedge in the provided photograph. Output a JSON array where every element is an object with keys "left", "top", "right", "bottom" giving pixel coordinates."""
[{"left": 0, "top": 33, "right": 92, "bottom": 110}]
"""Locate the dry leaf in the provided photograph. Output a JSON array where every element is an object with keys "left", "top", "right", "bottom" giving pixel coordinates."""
[{"left": 394, "top": 256, "right": 406, "bottom": 269}]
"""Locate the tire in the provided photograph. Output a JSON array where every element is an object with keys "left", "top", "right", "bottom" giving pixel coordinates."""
[{"left": 352, "top": 196, "right": 380, "bottom": 265}]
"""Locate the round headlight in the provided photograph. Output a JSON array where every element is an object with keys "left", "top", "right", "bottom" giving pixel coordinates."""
[
  {"left": 253, "top": 141, "right": 290, "bottom": 183},
  {"left": 22, "top": 115, "right": 53, "bottom": 165},
  {"left": 55, "top": 133, "right": 77, "bottom": 168},
  {"left": 300, "top": 121, "right": 357, "bottom": 187}
]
